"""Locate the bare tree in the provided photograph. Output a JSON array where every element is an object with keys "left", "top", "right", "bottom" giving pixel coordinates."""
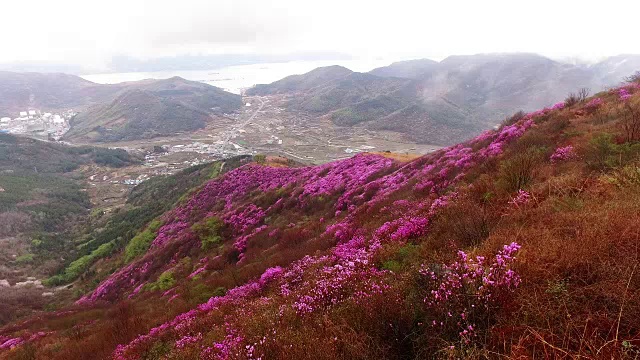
[
  {"left": 577, "top": 87, "right": 590, "bottom": 102},
  {"left": 624, "top": 71, "right": 640, "bottom": 84},
  {"left": 564, "top": 93, "right": 580, "bottom": 107},
  {"left": 502, "top": 110, "right": 525, "bottom": 126},
  {"left": 620, "top": 101, "right": 640, "bottom": 142}
]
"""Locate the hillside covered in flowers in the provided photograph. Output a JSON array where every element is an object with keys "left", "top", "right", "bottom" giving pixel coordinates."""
[{"left": 2, "top": 81, "right": 640, "bottom": 359}]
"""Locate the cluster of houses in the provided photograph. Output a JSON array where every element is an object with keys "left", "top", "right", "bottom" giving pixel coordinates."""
[
  {"left": 0, "top": 109, "right": 75, "bottom": 140},
  {"left": 4, "top": 110, "right": 68, "bottom": 123}
]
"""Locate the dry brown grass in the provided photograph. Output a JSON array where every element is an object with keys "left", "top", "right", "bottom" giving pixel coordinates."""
[
  {"left": 368, "top": 151, "right": 423, "bottom": 162},
  {"left": 264, "top": 156, "right": 296, "bottom": 168}
]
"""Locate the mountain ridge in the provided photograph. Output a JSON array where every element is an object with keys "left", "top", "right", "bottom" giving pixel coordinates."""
[{"left": 247, "top": 53, "right": 640, "bottom": 145}]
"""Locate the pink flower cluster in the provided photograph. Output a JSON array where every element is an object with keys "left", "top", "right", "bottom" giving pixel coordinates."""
[
  {"left": 188, "top": 265, "right": 207, "bottom": 279},
  {"left": 420, "top": 242, "right": 521, "bottom": 344},
  {"left": 375, "top": 216, "right": 429, "bottom": 242},
  {"left": 282, "top": 235, "right": 388, "bottom": 317},
  {"left": 550, "top": 145, "right": 576, "bottom": 162},
  {"left": 201, "top": 323, "right": 244, "bottom": 360},
  {"left": 619, "top": 88, "right": 632, "bottom": 101},
  {"left": 0, "top": 332, "right": 49, "bottom": 352},
  {"left": 289, "top": 255, "right": 389, "bottom": 316},
  {"left": 224, "top": 204, "right": 266, "bottom": 234},
  {"left": 479, "top": 119, "right": 535, "bottom": 158},
  {"left": 175, "top": 332, "right": 202, "bottom": 349},
  {"left": 509, "top": 190, "right": 531, "bottom": 207},
  {"left": 152, "top": 221, "right": 189, "bottom": 248},
  {"left": 585, "top": 97, "right": 603, "bottom": 112},
  {"left": 0, "top": 337, "right": 23, "bottom": 350}
]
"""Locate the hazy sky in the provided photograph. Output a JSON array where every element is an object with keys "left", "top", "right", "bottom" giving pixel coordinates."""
[{"left": 2, "top": 0, "right": 639, "bottom": 68}]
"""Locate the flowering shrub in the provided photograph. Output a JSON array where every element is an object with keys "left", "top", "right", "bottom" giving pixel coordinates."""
[
  {"left": 289, "top": 256, "right": 389, "bottom": 316},
  {"left": 224, "top": 204, "right": 266, "bottom": 234},
  {"left": 188, "top": 265, "right": 207, "bottom": 279},
  {"left": 375, "top": 216, "right": 429, "bottom": 242},
  {"left": 0, "top": 337, "right": 23, "bottom": 350},
  {"left": 0, "top": 332, "right": 48, "bottom": 352},
  {"left": 619, "top": 88, "right": 632, "bottom": 102},
  {"left": 550, "top": 145, "right": 576, "bottom": 162},
  {"left": 175, "top": 332, "right": 202, "bottom": 349},
  {"left": 420, "top": 243, "right": 521, "bottom": 345},
  {"left": 585, "top": 98, "right": 603, "bottom": 112},
  {"left": 479, "top": 119, "right": 535, "bottom": 158},
  {"left": 509, "top": 190, "right": 531, "bottom": 207},
  {"left": 201, "top": 324, "right": 244, "bottom": 360}
]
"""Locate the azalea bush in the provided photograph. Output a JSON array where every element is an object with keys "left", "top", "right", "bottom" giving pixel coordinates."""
[
  {"left": 419, "top": 243, "right": 522, "bottom": 350},
  {"left": 584, "top": 97, "right": 603, "bottom": 113},
  {"left": 550, "top": 145, "right": 576, "bottom": 163}
]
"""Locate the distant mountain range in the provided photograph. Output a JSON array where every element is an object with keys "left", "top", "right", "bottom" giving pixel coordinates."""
[
  {"left": 0, "top": 72, "right": 242, "bottom": 143},
  {"left": 248, "top": 53, "right": 640, "bottom": 145},
  {"left": 2, "top": 53, "right": 639, "bottom": 146}
]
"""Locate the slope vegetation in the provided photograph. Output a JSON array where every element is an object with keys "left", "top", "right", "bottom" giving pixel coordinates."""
[
  {"left": 2, "top": 82, "right": 640, "bottom": 359},
  {"left": 0, "top": 134, "right": 137, "bottom": 233},
  {"left": 0, "top": 134, "right": 139, "bottom": 326}
]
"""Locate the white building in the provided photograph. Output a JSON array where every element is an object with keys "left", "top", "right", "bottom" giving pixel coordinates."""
[
  {"left": 0, "top": 117, "right": 10, "bottom": 123},
  {"left": 19, "top": 111, "right": 28, "bottom": 117},
  {"left": 52, "top": 115, "right": 64, "bottom": 124}
]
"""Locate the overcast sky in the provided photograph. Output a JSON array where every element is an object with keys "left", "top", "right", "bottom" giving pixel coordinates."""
[{"left": 1, "top": 0, "right": 639, "bottom": 69}]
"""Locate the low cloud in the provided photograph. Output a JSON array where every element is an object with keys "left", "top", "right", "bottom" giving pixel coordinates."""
[{"left": 0, "top": 0, "right": 639, "bottom": 69}]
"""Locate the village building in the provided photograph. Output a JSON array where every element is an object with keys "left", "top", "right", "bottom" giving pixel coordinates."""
[{"left": 52, "top": 115, "right": 65, "bottom": 124}]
